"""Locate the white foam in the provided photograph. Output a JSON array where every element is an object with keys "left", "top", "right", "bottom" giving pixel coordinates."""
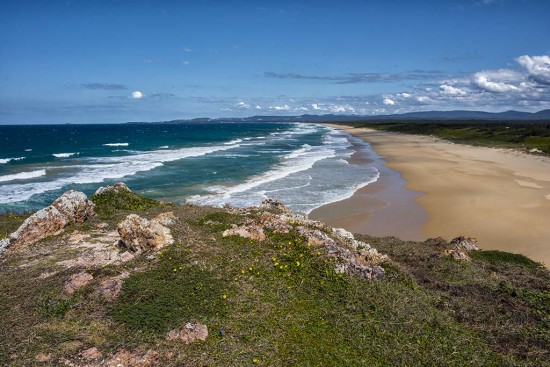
[
  {"left": 0, "top": 169, "right": 46, "bottom": 183},
  {"left": 0, "top": 157, "right": 24, "bottom": 164},
  {"left": 103, "top": 143, "right": 129, "bottom": 147},
  {"left": 0, "top": 141, "right": 244, "bottom": 204},
  {"left": 24, "top": 149, "right": 32, "bottom": 152},
  {"left": 187, "top": 143, "right": 336, "bottom": 206},
  {"left": 158, "top": 146, "right": 169, "bottom": 149},
  {"left": 224, "top": 138, "right": 243, "bottom": 145},
  {"left": 53, "top": 152, "right": 77, "bottom": 158}
]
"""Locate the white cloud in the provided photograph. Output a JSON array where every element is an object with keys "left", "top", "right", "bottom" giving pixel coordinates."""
[
  {"left": 516, "top": 55, "right": 550, "bottom": 84},
  {"left": 182, "top": 60, "right": 191, "bottom": 65},
  {"left": 416, "top": 96, "right": 431, "bottom": 103},
  {"left": 131, "top": 91, "right": 143, "bottom": 99},
  {"left": 473, "top": 70, "right": 521, "bottom": 93},
  {"left": 294, "top": 106, "right": 309, "bottom": 112},
  {"left": 183, "top": 48, "right": 192, "bottom": 52},
  {"left": 255, "top": 105, "right": 262, "bottom": 110},
  {"left": 269, "top": 105, "right": 290, "bottom": 111},
  {"left": 398, "top": 92, "right": 412, "bottom": 98},
  {"left": 311, "top": 103, "right": 321, "bottom": 110},
  {"left": 383, "top": 98, "right": 396, "bottom": 105},
  {"left": 235, "top": 101, "right": 250, "bottom": 109},
  {"left": 440, "top": 84, "right": 468, "bottom": 96}
]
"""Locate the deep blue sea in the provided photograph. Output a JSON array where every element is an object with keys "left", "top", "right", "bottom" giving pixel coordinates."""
[{"left": 0, "top": 122, "right": 380, "bottom": 214}]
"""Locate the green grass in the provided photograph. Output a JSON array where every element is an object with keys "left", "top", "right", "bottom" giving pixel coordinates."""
[
  {"left": 90, "top": 188, "right": 164, "bottom": 219},
  {"left": 0, "top": 212, "right": 30, "bottom": 239},
  {"left": 354, "top": 121, "right": 550, "bottom": 154},
  {"left": 471, "top": 250, "right": 542, "bottom": 268},
  {"left": 111, "top": 245, "right": 227, "bottom": 334},
  {"left": 1, "top": 204, "right": 549, "bottom": 366}
]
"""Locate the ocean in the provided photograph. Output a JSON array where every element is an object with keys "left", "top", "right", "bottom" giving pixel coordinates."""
[{"left": 0, "top": 122, "right": 380, "bottom": 214}]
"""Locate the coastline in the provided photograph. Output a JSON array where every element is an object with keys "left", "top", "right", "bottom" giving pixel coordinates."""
[{"left": 313, "top": 124, "right": 550, "bottom": 266}]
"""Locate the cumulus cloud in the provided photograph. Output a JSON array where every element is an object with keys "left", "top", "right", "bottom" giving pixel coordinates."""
[
  {"left": 440, "top": 84, "right": 468, "bottom": 96},
  {"left": 383, "top": 98, "right": 396, "bottom": 106},
  {"left": 516, "top": 55, "right": 550, "bottom": 85},
  {"left": 131, "top": 91, "right": 143, "bottom": 99},
  {"left": 269, "top": 105, "right": 290, "bottom": 111},
  {"left": 473, "top": 70, "right": 521, "bottom": 93},
  {"left": 235, "top": 101, "right": 250, "bottom": 109}
]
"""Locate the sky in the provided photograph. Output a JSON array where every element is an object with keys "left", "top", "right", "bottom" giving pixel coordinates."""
[{"left": 1, "top": 0, "right": 549, "bottom": 124}]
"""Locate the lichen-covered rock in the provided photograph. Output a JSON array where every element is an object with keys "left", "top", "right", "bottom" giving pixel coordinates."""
[
  {"left": 52, "top": 190, "right": 95, "bottom": 223},
  {"left": 94, "top": 182, "right": 131, "bottom": 196},
  {"left": 450, "top": 236, "right": 479, "bottom": 251},
  {"left": 97, "top": 272, "right": 129, "bottom": 300},
  {"left": 259, "top": 198, "right": 292, "bottom": 214},
  {"left": 167, "top": 322, "right": 208, "bottom": 344},
  {"left": 443, "top": 249, "right": 471, "bottom": 261},
  {"left": 81, "top": 347, "right": 102, "bottom": 361},
  {"left": 223, "top": 223, "right": 266, "bottom": 241},
  {"left": 64, "top": 271, "right": 94, "bottom": 294},
  {"left": 117, "top": 214, "right": 173, "bottom": 253},
  {"left": 1, "top": 190, "right": 95, "bottom": 255},
  {"left": 154, "top": 211, "right": 177, "bottom": 226}
]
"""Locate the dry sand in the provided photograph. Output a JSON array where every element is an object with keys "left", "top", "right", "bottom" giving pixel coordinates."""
[{"left": 311, "top": 124, "right": 550, "bottom": 266}]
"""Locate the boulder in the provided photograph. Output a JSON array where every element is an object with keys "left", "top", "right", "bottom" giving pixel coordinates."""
[
  {"left": 51, "top": 190, "right": 95, "bottom": 223},
  {"left": 2, "top": 190, "right": 95, "bottom": 254},
  {"left": 167, "top": 322, "right": 208, "bottom": 344},
  {"left": 94, "top": 182, "right": 131, "bottom": 196},
  {"left": 450, "top": 236, "right": 479, "bottom": 251},
  {"left": 117, "top": 214, "right": 173, "bottom": 253}
]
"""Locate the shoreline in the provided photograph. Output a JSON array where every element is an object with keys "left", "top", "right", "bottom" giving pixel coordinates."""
[
  {"left": 312, "top": 124, "right": 550, "bottom": 266},
  {"left": 309, "top": 130, "right": 427, "bottom": 241}
]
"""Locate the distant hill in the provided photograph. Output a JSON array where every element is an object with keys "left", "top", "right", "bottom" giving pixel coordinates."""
[{"left": 154, "top": 109, "right": 550, "bottom": 124}]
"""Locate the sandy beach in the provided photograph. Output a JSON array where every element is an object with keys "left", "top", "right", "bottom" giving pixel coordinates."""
[{"left": 311, "top": 124, "right": 550, "bottom": 266}]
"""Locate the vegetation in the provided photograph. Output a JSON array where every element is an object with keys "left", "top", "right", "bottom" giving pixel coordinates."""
[
  {"left": 91, "top": 188, "right": 165, "bottom": 220},
  {"left": 353, "top": 120, "right": 550, "bottom": 154},
  {"left": 0, "top": 190, "right": 549, "bottom": 366}
]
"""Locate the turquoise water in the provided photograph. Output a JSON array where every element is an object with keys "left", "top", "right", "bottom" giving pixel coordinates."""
[{"left": 0, "top": 122, "right": 379, "bottom": 214}]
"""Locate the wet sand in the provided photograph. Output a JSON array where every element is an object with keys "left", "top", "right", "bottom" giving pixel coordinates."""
[{"left": 311, "top": 124, "right": 550, "bottom": 266}]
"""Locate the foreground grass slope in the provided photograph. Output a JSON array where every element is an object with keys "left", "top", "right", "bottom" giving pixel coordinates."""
[{"left": 0, "top": 190, "right": 548, "bottom": 366}]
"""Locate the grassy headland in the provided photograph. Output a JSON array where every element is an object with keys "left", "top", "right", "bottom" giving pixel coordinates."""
[
  {"left": 1, "top": 189, "right": 549, "bottom": 366},
  {"left": 350, "top": 120, "right": 550, "bottom": 154}
]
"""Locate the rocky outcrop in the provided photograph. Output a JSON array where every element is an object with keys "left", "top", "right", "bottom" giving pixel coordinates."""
[
  {"left": 93, "top": 182, "right": 131, "bottom": 196},
  {"left": 117, "top": 214, "right": 173, "bottom": 253},
  {"left": 443, "top": 249, "right": 471, "bottom": 261},
  {"left": 1, "top": 190, "right": 95, "bottom": 255},
  {"left": 223, "top": 199, "right": 387, "bottom": 280},
  {"left": 450, "top": 236, "right": 479, "bottom": 251},
  {"left": 167, "top": 322, "right": 209, "bottom": 344},
  {"left": 154, "top": 211, "right": 177, "bottom": 226}
]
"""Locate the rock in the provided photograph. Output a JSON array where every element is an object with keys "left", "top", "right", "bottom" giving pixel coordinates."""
[
  {"left": 35, "top": 352, "right": 52, "bottom": 363},
  {"left": 223, "top": 223, "right": 266, "bottom": 241},
  {"left": 51, "top": 190, "right": 95, "bottom": 223},
  {"left": 103, "top": 349, "right": 158, "bottom": 367},
  {"left": 1, "top": 190, "right": 95, "bottom": 254},
  {"left": 167, "top": 322, "right": 208, "bottom": 344},
  {"left": 117, "top": 214, "right": 174, "bottom": 253},
  {"left": 81, "top": 347, "right": 102, "bottom": 360},
  {"left": 94, "top": 182, "right": 131, "bottom": 196},
  {"left": 450, "top": 236, "right": 479, "bottom": 251},
  {"left": 443, "top": 249, "right": 471, "bottom": 261},
  {"left": 259, "top": 199, "right": 292, "bottom": 214},
  {"left": 98, "top": 272, "right": 129, "bottom": 300},
  {"left": 64, "top": 271, "right": 93, "bottom": 294},
  {"left": 154, "top": 211, "right": 177, "bottom": 226}
]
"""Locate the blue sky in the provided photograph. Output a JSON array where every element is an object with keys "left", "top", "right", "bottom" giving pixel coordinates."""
[{"left": 1, "top": 0, "right": 549, "bottom": 124}]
